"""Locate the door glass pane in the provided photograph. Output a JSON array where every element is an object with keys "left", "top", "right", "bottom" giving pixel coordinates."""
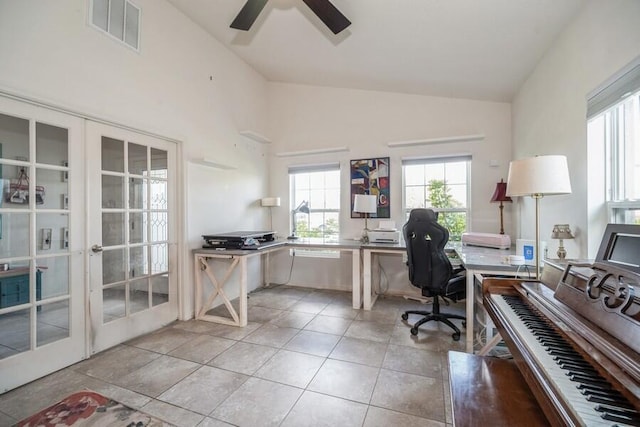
[
  {"left": 35, "top": 122, "right": 68, "bottom": 167},
  {"left": 36, "top": 168, "right": 68, "bottom": 210},
  {"left": 130, "top": 278, "right": 148, "bottom": 314},
  {"left": 37, "top": 256, "right": 69, "bottom": 298},
  {"left": 129, "top": 212, "right": 145, "bottom": 244},
  {"left": 150, "top": 212, "right": 167, "bottom": 242},
  {"left": 0, "top": 112, "right": 29, "bottom": 161},
  {"left": 129, "top": 177, "right": 144, "bottom": 209},
  {"left": 150, "top": 148, "right": 167, "bottom": 178},
  {"left": 0, "top": 309, "right": 30, "bottom": 358},
  {"left": 0, "top": 266, "right": 33, "bottom": 309},
  {"left": 3, "top": 164, "right": 31, "bottom": 209},
  {"left": 101, "top": 137, "right": 124, "bottom": 172},
  {"left": 151, "top": 274, "right": 169, "bottom": 306},
  {"left": 150, "top": 179, "right": 167, "bottom": 210},
  {"left": 102, "top": 175, "right": 124, "bottom": 208},
  {"left": 36, "top": 300, "right": 70, "bottom": 347},
  {"left": 130, "top": 245, "right": 148, "bottom": 278},
  {"left": 150, "top": 243, "right": 168, "bottom": 274},
  {"left": 36, "top": 213, "right": 69, "bottom": 255},
  {"left": 0, "top": 213, "right": 30, "bottom": 258},
  {"left": 103, "top": 248, "right": 125, "bottom": 284},
  {"left": 103, "top": 284, "right": 125, "bottom": 322},
  {"left": 128, "top": 143, "right": 147, "bottom": 175},
  {"left": 124, "top": 2, "right": 139, "bottom": 48},
  {"left": 109, "top": 0, "right": 125, "bottom": 40},
  {"left": 102, "top": 212, "right": 124, "bottom": 246}
]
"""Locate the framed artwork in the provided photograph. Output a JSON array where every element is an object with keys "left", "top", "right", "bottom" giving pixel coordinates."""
[{"left": 350, "top": 157, "right": 390, "bottom": 218}]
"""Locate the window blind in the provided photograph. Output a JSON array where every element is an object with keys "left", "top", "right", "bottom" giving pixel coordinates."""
[
  {"left": 587, "top": 61, "right": 640, "bottom": 119},
  {"left": 288, "top": 162, "right": 340, "bottom": 174}
]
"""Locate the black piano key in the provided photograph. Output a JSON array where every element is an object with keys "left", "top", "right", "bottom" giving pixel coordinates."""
[
  {"left": 580, "top": 387, "right": 625, "bottom": 399},
  {"left": 595, "top": 404, "right": 640, "bottom": 426},
  {"left": 568, "top": 373, "right": 612, "bottom": 387},
  {"left": 586, "top": 394, "right": 635, "bottom": 409}
]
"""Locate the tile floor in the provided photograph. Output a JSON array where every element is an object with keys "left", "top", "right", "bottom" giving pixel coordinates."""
[{"left": 0, "top": 286, "right": 466, "bottom": 427}]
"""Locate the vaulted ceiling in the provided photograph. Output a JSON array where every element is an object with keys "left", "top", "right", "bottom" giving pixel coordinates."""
[{"left": 167, "top": 0, "right": 586, "bottom": 102}]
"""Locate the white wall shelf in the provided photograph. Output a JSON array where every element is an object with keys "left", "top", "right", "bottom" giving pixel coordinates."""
[
  {"left": 275, "top": 146, "right": 349, "bottom": 157},
  {"left": 239, "top": 130, "right": 271, "bottom": 144},
  {"left": 387, "top": 134, "right": 485, "bottom": 148}
]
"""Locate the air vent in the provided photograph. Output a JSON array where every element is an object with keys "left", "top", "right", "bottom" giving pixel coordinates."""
[{"left": 91, "top": 0, "right": 140, "bottom": 50}]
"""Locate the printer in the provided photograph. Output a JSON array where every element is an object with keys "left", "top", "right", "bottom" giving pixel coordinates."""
[{"left": 367, "top": 221, "right": 400, "bottom": 243}]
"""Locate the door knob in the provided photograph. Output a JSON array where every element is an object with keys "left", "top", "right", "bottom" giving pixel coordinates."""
[{"left": 91, "top": 244, "right": 103, "bottom": 253}]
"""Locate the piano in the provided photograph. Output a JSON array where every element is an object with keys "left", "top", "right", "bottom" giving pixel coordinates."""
[{"left": 479, "top": 224, "right": 640, "bottom": 426}]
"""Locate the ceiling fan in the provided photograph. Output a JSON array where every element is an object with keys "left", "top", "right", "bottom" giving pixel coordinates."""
[{"left": 230, "top": 0, "right": 351, "bottom": 35}]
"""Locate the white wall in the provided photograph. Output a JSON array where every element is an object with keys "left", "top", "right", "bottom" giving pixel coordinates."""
[
  {"left": 512, "top": 0, "right": 640, "bottom": 258},
  {"left": 266, "top": 83, "right": 511, "bottom": 292},
  {"left": 0, "top": 0, "right": 272, "bottom": 316}
]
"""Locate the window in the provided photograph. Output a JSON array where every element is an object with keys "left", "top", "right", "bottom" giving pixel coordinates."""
[
  {"left": 91, "top": 0, "right": 140, "bottom": 50},
  {"left": 588, "top": 62, "right": 640, "bottom": 225},
  {"left": 289, "top": 164, "right": 340, "bottom": 242},
  {"left": 403, "top": 156, "right": 470, "bottom": 241}
]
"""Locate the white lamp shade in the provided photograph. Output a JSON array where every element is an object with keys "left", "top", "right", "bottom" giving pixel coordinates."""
[
  {"left": 506, "top": 155, "right": 572, "bottom": 196},
  {"left": 353, "top": 194, "right": 377, "bottom": 213},
  {"left": 261, "top": 197, "right": 281, "bottom": 207}
]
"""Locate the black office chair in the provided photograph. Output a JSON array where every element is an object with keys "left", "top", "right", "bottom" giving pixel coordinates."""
[{"left": 400, "top": 208, "right": 466, "bottom": 340}]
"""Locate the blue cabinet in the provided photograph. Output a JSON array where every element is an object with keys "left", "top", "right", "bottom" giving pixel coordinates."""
[{"left": 0, "top": 269, "right": 42, "bottom": 309}]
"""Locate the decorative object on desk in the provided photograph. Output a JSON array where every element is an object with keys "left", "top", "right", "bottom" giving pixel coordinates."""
[
  {"left": 288, "top": 200, "right": 310, "bottom": 240},
  {"left": 490, "top": 178, "right": 512, "bottom": 235},
  {"left": 551, "top": 223, "right": 573, "bottom": 259},
  {"left": 350, "top": 157, "right": 390, "bottom": 218},
  {"left": 507, "top": 155, "right": 572, "bottom": 279},
  {"left": 261, "top": 197, "right": 280, "bottom": 231},
  {"left": 353, "top": 194, "right": 377, "bottom": 242},
  {"left": 16, "top": 389, "right": 170, "bottom": 426}
]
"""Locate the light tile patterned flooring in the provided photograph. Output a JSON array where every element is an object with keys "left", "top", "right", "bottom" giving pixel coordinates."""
[{"left": 0, "top": 286, "right": 466, "bottom": 427}]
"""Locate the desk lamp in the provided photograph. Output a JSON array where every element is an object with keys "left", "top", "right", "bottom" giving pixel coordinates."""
[
  {"left": 551, "top": 224, "right": 573, "bottom": 259},
  {"left": 490, "top": 179, "right": 512, "bottom": 235},
  {"left": 507, "top": 155, "right": 571, "bottom": 279},
  {"left": 353, "top": 194, "right": 377, "bottom": 242},
  {"left": 288, "top": 200, "right": 310, "bottom": 240},
  {"left": 261, "top": 197, "right": 280, "bottom": 231}
]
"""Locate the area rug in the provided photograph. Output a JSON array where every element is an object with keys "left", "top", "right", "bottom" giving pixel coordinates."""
[{"left": 16, "top": 390, "right": 173, "bottom": 426}]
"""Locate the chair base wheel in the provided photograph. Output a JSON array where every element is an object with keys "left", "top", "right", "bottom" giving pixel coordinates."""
[
  {"left": 410, "top": 328, "right": 418, "bottom": 336},
  {"left": 401, "top": 313, "right": 408, "bottom": 321},
  {"left": 452, "top": 332, "right": 460, "bottom": 341}
]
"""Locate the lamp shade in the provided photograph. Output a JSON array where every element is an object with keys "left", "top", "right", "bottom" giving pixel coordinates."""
[
  {"left": 506, "top": 155, "right": 572, "bottom": 196},
  {"left": 353, "top": 194, "right": 377, "bottom": 214},
  {"left": 490, "top": 179, "right": 512, "bottom": 203},
  {"left": 261, "top": 197, "right": 281, "bottom": 207},
  {"left": 551, "top": 224, "right": 574, "bottom": 240}
]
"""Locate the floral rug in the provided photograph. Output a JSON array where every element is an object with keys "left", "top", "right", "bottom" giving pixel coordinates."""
[{"left": 16, "top": 390, "right": 172, "bottom": 426}]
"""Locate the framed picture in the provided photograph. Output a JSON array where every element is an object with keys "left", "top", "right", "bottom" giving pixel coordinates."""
[{"left": 350, "top": 157, "right": 390, "bottom": 218}]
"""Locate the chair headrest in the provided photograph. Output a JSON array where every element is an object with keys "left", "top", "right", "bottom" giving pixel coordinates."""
[{"left": 407, "top": 208, "right": 438, "bottom": 222}]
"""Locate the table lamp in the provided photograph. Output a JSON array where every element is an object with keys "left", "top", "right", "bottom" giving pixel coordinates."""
[
  {"left": 288, "top": 200, "right": 310, "bottom": 240},
  {"left": 551, "top": 224, "right": 573, "bottom": 259},
  {"left": 353, "top": 194, "right": 377, "bottom": 242},
  {"left": 507, "top": 155, "right": 571, "bottom": 278},
  {"left": 490, "top": 179, "right": 512, "bottom": 235},
  {"left": 261, "top": 197, "right": 280, "bottom": 231}
]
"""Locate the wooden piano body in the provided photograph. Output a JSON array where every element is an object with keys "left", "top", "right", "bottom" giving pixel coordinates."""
[{"left": 481, "top": 261, "right": 640, "bottom": 426}]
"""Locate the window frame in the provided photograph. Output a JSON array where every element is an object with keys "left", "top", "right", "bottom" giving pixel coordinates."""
[
  {"left": 401, "top": 156, "right": 471, "bottom": 240},
  {"left": 288, "top": 163, "right": 341, "bottom": 249}
]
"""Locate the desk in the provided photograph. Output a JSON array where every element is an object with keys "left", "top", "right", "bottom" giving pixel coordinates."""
[
  {"left": 193, "top": 239, "right": 361, "bottom": 327},
  {"left": 361, "top": 242, "right": 519, "bottom": 353}
]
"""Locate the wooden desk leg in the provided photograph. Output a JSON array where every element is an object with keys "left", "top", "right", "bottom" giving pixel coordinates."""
[
  {"left": 363, "top": 250, "right": 372, "bottom": 310},
  {"left": 477, "top": 333, "right": 502, "bottom": 356},
  {"left": 239, "top": 256, "right": 248, "bottom": 326},
  {"left": 196, "top": 256, "right": 243, "bottom": 326},
  {"left": 466, "top": 269, "right": 474, "bottom": 353},
  {"left": 352, "top": 249, "right": 361, "bottom": 309}
]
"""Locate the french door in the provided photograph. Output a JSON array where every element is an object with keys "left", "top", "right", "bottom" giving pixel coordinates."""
[
  {"left": 87, "top": 121, "right": 178, "bottom": 354},
  {"left": 0, "top": 96, "right": 85, "bottom": 392}
]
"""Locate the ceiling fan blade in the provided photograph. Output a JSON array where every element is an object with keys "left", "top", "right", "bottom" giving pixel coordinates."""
[
  {"left": 230, "top": 0, "right": 269, "bottom": 31},
  {"left": 302, "top": 0, "right": 351, "bottom": 34}
]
